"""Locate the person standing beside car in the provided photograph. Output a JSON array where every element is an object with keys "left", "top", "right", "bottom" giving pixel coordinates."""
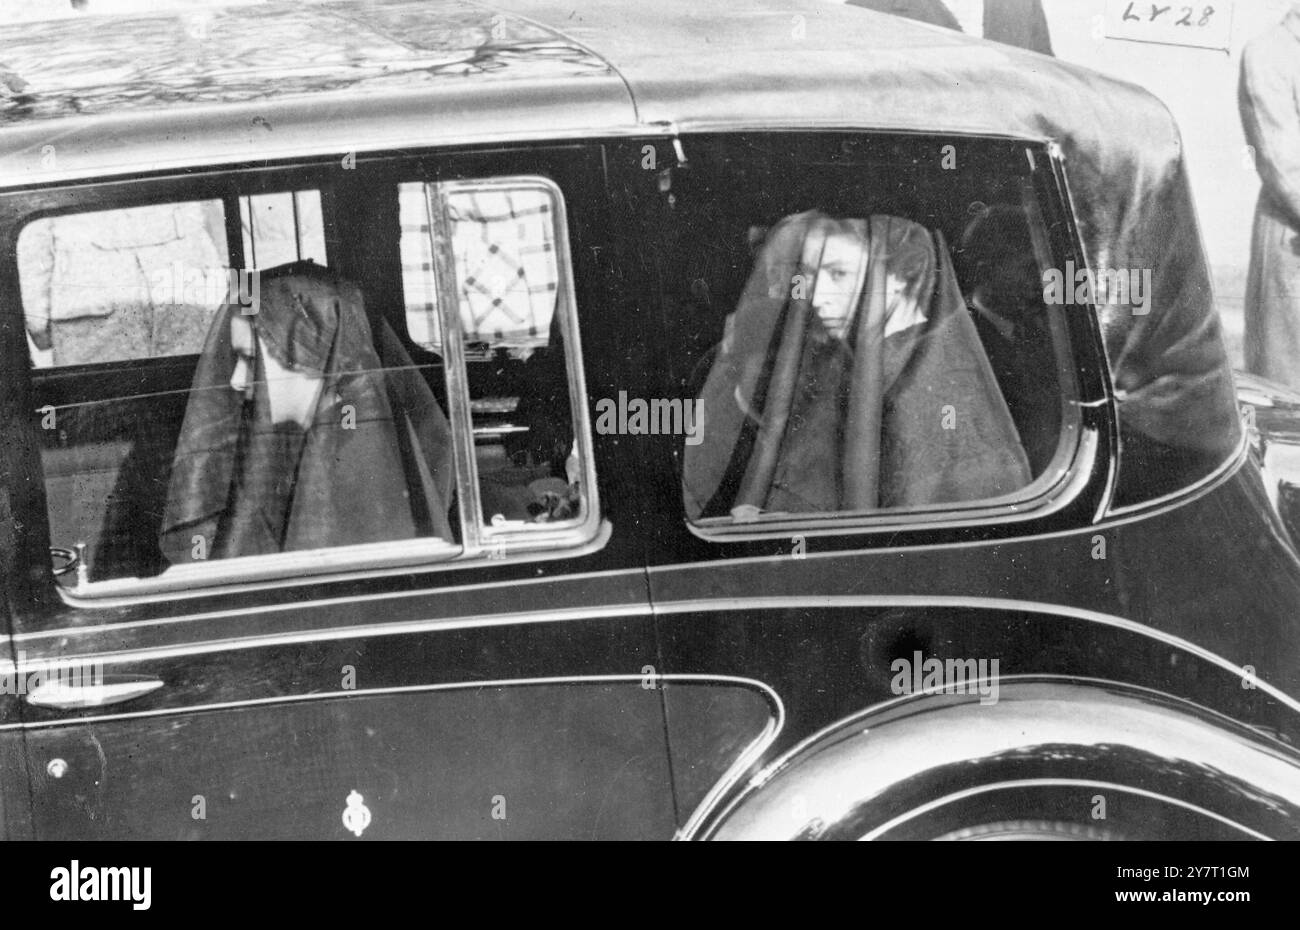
[{"left": 1240, "top": 4, "right": 1300, "bottom": 391}]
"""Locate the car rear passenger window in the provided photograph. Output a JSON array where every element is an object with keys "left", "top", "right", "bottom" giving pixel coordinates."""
[{"left": 674, "top": 140, "right": 1079, "bottom": 533}]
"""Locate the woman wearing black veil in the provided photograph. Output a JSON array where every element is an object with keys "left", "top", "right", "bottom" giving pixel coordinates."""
[{"left": 684, "top": 212, "right": 1031, "bottom": 521}]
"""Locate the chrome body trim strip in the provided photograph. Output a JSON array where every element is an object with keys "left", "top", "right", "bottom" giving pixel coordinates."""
[
  {"left": 48, "top": 520, "right": 614, "bottom": 611},
  {"left": 27, "top": 551, "right": 630, "bottom": 641},
  {"left": 685, "top": 424, "right": 1097, "bottom": 542},
  {"left": 651, "top": 596, "right": 1300, "bottom": 714},
  {"left": 1106, "top": 430, "right": 1251, "bottom": 519},
  {"left": 7, "top": 600, "right": 654, "bottom": 671},
  {"left": 673, "top": 681, "right": 786, "bottom": 841},
  {"left": 1, "top": 672, "right": 774, "bottom": 732},
  {"left": 9, "top": 595, "right": 1296, "bottom": 716},
  {"left": 429, "top": 178, "right": 485, "bottom": 556}
]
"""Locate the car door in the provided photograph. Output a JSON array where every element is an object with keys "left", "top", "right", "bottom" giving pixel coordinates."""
[
  {"left": 0, "top": 143, "right": 673, "bottom": 840},
  {"left": 612, "top": 130, "right": 1117, "bottom": 834}
]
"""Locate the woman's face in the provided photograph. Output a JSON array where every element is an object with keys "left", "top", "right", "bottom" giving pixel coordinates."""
[{"left": 811, "top": 231, "right": 867, "bottom": 340}]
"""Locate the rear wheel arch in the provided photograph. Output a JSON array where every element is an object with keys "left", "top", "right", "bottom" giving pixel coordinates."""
[{"left": 701, "top": 680, "right": 1300, "bottom": 840}]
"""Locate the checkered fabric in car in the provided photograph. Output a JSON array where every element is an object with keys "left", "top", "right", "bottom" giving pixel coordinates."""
[{"left": 399, "top": 183, "right": 559, "bottom": 350}]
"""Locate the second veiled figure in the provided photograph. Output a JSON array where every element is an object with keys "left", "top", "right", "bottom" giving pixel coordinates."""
[{"left": 160, "top": 260, "right": 456, "bottom": 564}]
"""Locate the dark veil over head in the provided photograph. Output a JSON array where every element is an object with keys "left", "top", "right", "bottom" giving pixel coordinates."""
[
  {"left": 683, "top": 211, "right": 1032, "bottom": 520},
  {"left": 160, "top": 260, "right": 454, "bottom": 564}
]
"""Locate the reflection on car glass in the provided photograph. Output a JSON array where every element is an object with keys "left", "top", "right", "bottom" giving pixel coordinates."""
[{"left": 17, "top": 200, "right": 230, "bottom": 367}]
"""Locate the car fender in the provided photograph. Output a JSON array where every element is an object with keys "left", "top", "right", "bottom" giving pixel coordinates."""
[
  {"left": 703, "top": 679, "right": 1300, "bottom": 840},
  {"left": 1237, "top": 370, "right": 1300, "bottom": 547}
]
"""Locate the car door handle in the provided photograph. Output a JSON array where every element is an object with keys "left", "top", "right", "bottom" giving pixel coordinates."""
[{"left": 24, "top": 675, "right": 165, "bottom": 710}]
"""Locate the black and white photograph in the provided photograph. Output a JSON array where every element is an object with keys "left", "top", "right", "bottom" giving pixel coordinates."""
[{"left": 0, "top": 0, "right": 1296, "bottom": 899}]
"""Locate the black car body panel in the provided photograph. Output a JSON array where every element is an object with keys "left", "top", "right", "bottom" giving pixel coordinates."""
[{"left": 0, "top": 0, "right": 1297, "bottom": 840}]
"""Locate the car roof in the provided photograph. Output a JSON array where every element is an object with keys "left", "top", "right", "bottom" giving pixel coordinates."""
[{"left": 0, "top": 0, "right": 1170, "bottom": 187}]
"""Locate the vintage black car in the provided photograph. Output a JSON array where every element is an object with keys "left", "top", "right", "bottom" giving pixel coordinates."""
[{"left": 1, "top": 0, "right": 1299, "bottom": 841}]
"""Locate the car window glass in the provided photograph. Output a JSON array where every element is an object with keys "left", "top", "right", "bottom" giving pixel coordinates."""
[
  {"left": 23, "top": 190, "right": 462, "bottom": 591},
  {"left": 19, "top": 191, "right": 327, "bottom": 369},
  {"left": 399, "top": 182, "right": 444, "bottom": 349},
  {"left": 239, "top": 190, "right": 326, "bottom": 269},
  {"left": 23, "top": 174, "right": 594, "bottom": 596},
  {"left": 18, "top": 200, "right": 230, "bottom": 368},
  {"left": 401, "top": 184, "right": 557, "bottom": 354},
  {"left": 678, "top": 177, "right": 1071, "bottom": 529},
  {"left": 403, "top": 179, "right": 586, "bottom": 533}
]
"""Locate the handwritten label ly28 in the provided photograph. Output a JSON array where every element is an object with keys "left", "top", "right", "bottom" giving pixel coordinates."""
[{"left": 1104, "top": 1, "right": 1235, "bottom": 50}]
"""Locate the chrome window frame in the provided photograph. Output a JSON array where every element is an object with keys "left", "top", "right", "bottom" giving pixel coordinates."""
[
  {"left": 684, "top": 149, "right": 1093, "bottom": 543},
  {"left": 429, "top": 175, "right": 602, "bottom": 554}
]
